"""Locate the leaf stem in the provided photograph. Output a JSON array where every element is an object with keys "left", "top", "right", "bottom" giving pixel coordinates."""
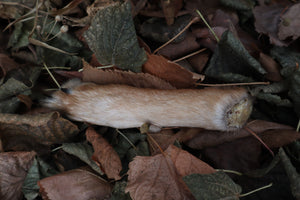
[
  {"left": 43, "top": 62, "right": 61, "bottom": 89},
  {"left": 196, "top": 10, "right": 219, "bottom": 42},
  {"left": 216, "top": 169, "right": 243, "bottom": 176},
  {"left": 116, "top": 129, "right": 137, "bottom": 150},
  {"left": 296, "top": 119, "right": 300, "bottom": 132},
  {"left": 153, "top": 17, "right": 200, "bottom": 54},
  {"left": 172, "top": 48, "right": 207, "bottom": 63},
  {"left": 239, "top": 183, "right": 273, "bottom": 197},
  {"left": 196, "top": 82, "right": 270, "bottom": 87}
]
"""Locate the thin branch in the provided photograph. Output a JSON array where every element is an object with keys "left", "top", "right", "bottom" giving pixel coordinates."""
[
  {"left": 172, "top": 48, "right": 207, "bottom": 63},
  {"left": 240, "top": 183, "right": 273, "bottom": 197},
  {"left": 153, "top": 17, "right": 200, "bottom": 54},
  {"left": 196, "top": 9, "right": 219, "bottom": 42}
]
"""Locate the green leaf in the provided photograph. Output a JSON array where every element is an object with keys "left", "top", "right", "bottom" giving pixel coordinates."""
[
  {"left": 84, "top": 2, "right": 147, "bottom": 72},
  {"left": 288, "top": 70, "right": 300, "bottom": 117},
  {"left": 270, "top": 46, "right": 300, "bottom": 77},
  {"left": 279, "top": 148, "right": 300, "bottom": 199},
  {"left": 205, "top": 31, "right": 266, "bottom": 82},
  {"left": 62, "top": 143, "right": 103, "bottom": 175},
  {"left": 110, "top": 181, "right": 132, "bottom": 200},
  {"left": 183, "top": 171, "right": 242, "bottom": 200},
  {"left": 22, "top": 158, "right": 40, "bottom": 200}
]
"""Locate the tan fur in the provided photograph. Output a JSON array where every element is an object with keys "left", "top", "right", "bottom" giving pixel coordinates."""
[{"left": 44, "top": 80, "right": 252, "bottom": 131}]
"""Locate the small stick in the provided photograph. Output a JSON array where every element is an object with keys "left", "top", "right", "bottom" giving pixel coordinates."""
[
  {"left": 153, "top": 17, "right": 200, "bottom": 54},
  {"left": 172, "top": 48, "right": 207, "bottom": 63},
  {"left": 244, "top": 126, "right": 274, "bottom": 157},
  {"left": 116, "top": 129, "right": 137, "bottom": 151},
  {"left": 196, "top": 9, "right": 219, "bottom": 42},
  {"left": 196, "top": 82, "right": 270, "bottom": 87},
  {"left": 43, "top": 63, "right": 61, "bottom": 89},
  {"left": 239, "top": 183, "right": 273, "bottom": 197}
]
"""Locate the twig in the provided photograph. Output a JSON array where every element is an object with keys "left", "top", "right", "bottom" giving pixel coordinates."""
[
  {"left": 216, "top": 169, "right": 243, "bottom": 176},
  {"left": 239, "top": 183, "right": 273, "bottom": 197},
  {"left": 43, "top": 62, "right": 61, "bottom": 89},
  {"left": 244, "top": 126, "right": 274, "bottom": 157},
  {"left": 172, "top": 48, "right": 207, "bottom": 63},
  {"left": 296, "top": 119, "right": 300, "bottom": 132},
  {"left": 153, "top": 17, "right": 200, "bottom": 54},
  {"left": 196, "top": 9, "right": 219, "bottom": 42},
  {"left": 116, "top": 129, "right": 137, "bottom": 150},
  {"left": 196, "top": 82, "right": 270, "bottom": 87}
]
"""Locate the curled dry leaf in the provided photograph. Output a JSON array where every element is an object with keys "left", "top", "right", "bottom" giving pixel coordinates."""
[
  {"left": 86, "top": 127, "right": 122, "bottom": 180},
  {"left": 82, "top": 61, "right": 175, "bottom": 89},
  {"left": 38, "top": 169, "right": 112, "bottom": 200},
  {"left": 142, "top": 53, "right": 197, "bottom": 88},
  {"left": 0, "top": 151, "right": 36, "bottom": 200},
  {"left": 0, "top": 112, "right": 79, "bottom": 146}
]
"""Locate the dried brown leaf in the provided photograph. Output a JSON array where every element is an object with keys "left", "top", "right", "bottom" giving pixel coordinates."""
[
  {"left": 161, "top": 0, "right": 183, "bottom": 25},
  {"left": 0, "top": 112, "right": 79, "bottom": 147},
  {"left": 148, "top": 129, "right": 177, "bottom": 155},
  {"left": 253, "top": 3, "right": 290, "bottom": 46},
  {"left": 82, "top": 62, "right": 175, "bottom": 89},
  {"left": 0, "top": 54, "right": 19, "bottom": 78},
  {"left": 142, "top": 53, "right": 196, "bottom": 88},
  {"left": 0, "top": 151, "right": 36, "bottom": 200},
  {"left": 278, "top": 3, "right": 300, "bottom": 40},
  {"left": 86, "top": 127, "right": 122, "bottom": 180},
  {"left": 187, "top": 52, "right": 210, "bottom": 73},
  {"left": 165, "top": 145, "right": 215, "bottom": 177},
  {"left": 184, "top": 120, "right": 294, "bottom": 149},
  {"left": 261, "top": 129, "right": 300, "bottom": 148},
  {"left": 38, "top": 169, "right": 112, "bottom": 200},
  {"left": 259, "top": 52, "right": 283, "bottom": 82},
  {"left": 125, "top": 150, "right": 195, "bottom": 200},
  {"left": 157, "top": 32, "right": 201, "bottom": 60}
]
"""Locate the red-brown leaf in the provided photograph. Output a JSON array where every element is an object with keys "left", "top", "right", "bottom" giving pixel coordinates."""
[
  {"left": 86, "top": 127, "right": 122, "bottom": 180},
  {"left": 38, "top": 169, "right": 112, "bottom": 200}
]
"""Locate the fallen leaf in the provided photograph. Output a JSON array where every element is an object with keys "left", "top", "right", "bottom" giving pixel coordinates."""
[
  {"left": 253, "top": 3, "right": 290, "bottom": 46},
  {"left": 62, "top": 142, "right": 104, "bottom": 175},
  {"left": 125, "top": 151, "right": 195, "bottom": 200},
  {"left": 278, "top": 3, "right": 300, "bottom": 41},
  {"left": 111, "top": 181, "right": 132, "bottom": 200},
  {"left": 0, "top": 151, "right": 36, "bottom": 200},
  {"left": 165, "top": 145, "right": 216, "bottom": 177},
  {"left": 260, "top": 129, "right": 300, "bottom": 148},
  {"left": 183, "top": 171, "right": 242, "bottom": 200},
  {"left": 259, "top": 52, "right": 282, "bottom": 82},
  {"left": 161, "top": 0, "right": 183, "bottom": 25},
  {"left": 22, "top": 158, "right": 40, "bottom": 200},
  {"left": 288, "top": 70, "right": 300, "bottom": 117},
  {"left": 148, "top": 129, "right": 177, "bottom": 155},
  {"left": 279, "top": 148, "right": 300, "bottom": 200},
  {"left": 187, "top": 52, "right": 210, "bottom": 73},
  {"left": 205, "top": 31, "right": 266, "bottom": 82},
  {"left": 142, "top": 53, "right": 196, "bottom": 88},
  {"left": 82, "top": 61, "right": 175, "bottom": 89},
  {"left": 202, "top": 137, "right": 262, "bottom": 172},
  {"left": 0, "top": 112, "right": 79, "bottom": 147},
  {"left": 38, "top": 169, "right": 112, "bottom": 200},
  {"left": 86, "top": 127, "right": 122, "bottom": 180},
  {"left": 0, "top": 54, "right": 19, "bottom": 78},
  {"left": 157, "top": 32, "right": 201, "bottom": 60},
  {"left": 84, "top": 2, "right": 147, "bottom": 72}
]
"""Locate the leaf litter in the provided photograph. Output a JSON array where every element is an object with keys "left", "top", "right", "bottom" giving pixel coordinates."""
[{"left": 0, "top": 0, "right": 300, "bottom": 200}]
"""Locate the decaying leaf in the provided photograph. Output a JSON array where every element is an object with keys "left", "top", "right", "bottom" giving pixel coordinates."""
[
  {"left": 183, "top": 171, "right": 242, "bottom": 200},
  {"left": 143, "top": 53, "right": 196, "bottom": 88},
  {"left": 259, "top": 52, "right": 282, "bottom": 82},
  {"left": 38, "top": 169, "right": 112, "bottom": 200},
  {"left": 0, "top": 112, "right": 79, "bottom": 146},
  {"left": 82, "top": 61, "right": 175, "bottom": 89},
  {"left": 0, "top": 54, "right": 19, "bottom": 78},
  {"left": 86, "top": 127, "right": 122, "bottom": 180},
  {"left": 84, "top": 2, "right": 147, "bottom": 72},
  {"left": 0, "top": 151, "right": 36, "bottom": 200},
  {"left": 161, "top": 0, "right": 183, "bottom": 25},
  {"left": 288, "top": 71, "right": 300, "bottom": 117}
]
